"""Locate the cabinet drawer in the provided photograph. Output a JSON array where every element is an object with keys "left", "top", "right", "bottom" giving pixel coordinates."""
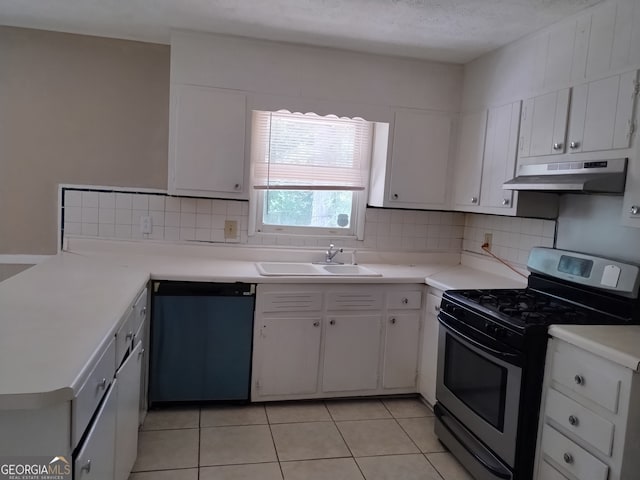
[
  {"left": 132, "top": 288, "right": 148, "bottom": 335},
  {"left": 387, "top": 291, "right": 422, "bottom": 310},
  {"left": 115, "top": 309, "right": 136, "bottom": 367},
  {"left": 115, "top": 288, "right": 148, "bottom": 366},
  {"left": 539, "top": 460, "right": 570, "bottom": 480},
  {"left": 259, "top": 291, "right": 322, "bottom": 313},
  {"left": 541, "top": 424, "right": 609, "bottom": 480},
  {"left": 72, "top": 339, "right": 116, "bottom": 447},
  {"left": 326, "top": 291, "right": 383, "bottom": 311},
  {"left": 551, "top": 345, "right": 622, "bottom": 413},
  {"left": 75, "top": 381, "right": 117, "bottom": 480},
  {"left": 545, "top": 388, "right": 614, "bottom": 456}
]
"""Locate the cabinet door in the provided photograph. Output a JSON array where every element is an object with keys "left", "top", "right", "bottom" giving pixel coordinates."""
[
  {"left": 453, "top": 110, "right": 487, "bottom": 208},
  {"left": 388, "top": 110, "right": 452, "bottom": 207},
  {"left": 254, "top": 317, "right": 322, "bottom": 396},
  {"left": 114, "top": 342, "right": 143, "bottom": 480},
  {"left": 322, "top": 314, "right": 382, "bottom": 392},
  {"left": 568, "top": 71, "right": 639, "bottom": 153},
  {"left": 170, "top": 84, "right": 246, "bottom": 196},
  {"left": 481, "top": 101, "right": 521, "bottom": 209},
  {"left": 522, "top": 89, "right": 570, "bottom": 158},
  {"left": 382, "top": 313, "right": 420, "bottom": 389},
  {"left": 419, "top": 293, "right": 441, "bottom": 405},
  {"left": 75, "top": 381, "right": 117, "bottom": 480}
]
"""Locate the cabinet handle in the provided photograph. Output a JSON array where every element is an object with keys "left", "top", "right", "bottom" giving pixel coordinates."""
[
  {"left": 81, "top": 460, "right": 92, "bottom": 473},
  {"left": 401, "top": 297, "right": 409, "bottom": 304},
  {"left": 313, "top": 321, "right": 320, "bottom": 327},
  {"left": 563, "top": 453, "right": 574, "bottom": 464},
  {"left": 141, "top": 306, "right": 146, "bottom": 316},
  {"left": 630, "top": 205, "right": 640, "bottom": 216},
  {"left": 569, "top": 141, "right": 580, "bottom": 149},
  {"left": 434, "top": 305, "right": 441, "bottom": 312},
  {"left": 574, "top": 374, "right": 585, "bottom": 386},
  {"left": 98, "top": 378, "right": 107, "bottom": 390},
  {"left": 234, "top": 183, "right": 241, "bottom": 190},
  {"left": 329, "top": 319, "right": 336, "bottom": 325},
  {"left": 568, "top": 415, "right": 579, "bottom": 426},
  {"left": 470, "top": 197, "right": 478, "bottom": 204},
  {"left": 553, "top": 142, "right": 563, "bottom": 150},
  {"left": 392, "top": 193, "right": 399, "bottom": 200},
  {"left": 126, "top": 331, "right": 134, "bottom": 340},
  {"left": 138, "top": 348, "right": 145, "bottom": 357},
  {"left": 390, "top": 317, "right": 396, "bottom": 324},
  {"left": 502, "top": 199, "right": 510, "bottom": 206}
]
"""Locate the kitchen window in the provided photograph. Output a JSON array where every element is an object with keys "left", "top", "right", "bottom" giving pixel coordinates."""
[{"left": 249, "top": 110, "right": 374, "bottom": 238}]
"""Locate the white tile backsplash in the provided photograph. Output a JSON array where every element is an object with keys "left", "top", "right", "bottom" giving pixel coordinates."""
[
  {"left": 62, "top": 188, "right": 555, "bottom": 258},
  {"left": 463, "top": 213, "right": 556, "bottom": 266}
]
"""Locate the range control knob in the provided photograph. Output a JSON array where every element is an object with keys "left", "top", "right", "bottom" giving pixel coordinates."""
[{"left": 484, "top": 323, "right": 497, "bottom": 335}]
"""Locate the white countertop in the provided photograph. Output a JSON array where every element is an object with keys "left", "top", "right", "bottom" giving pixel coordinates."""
[
  {"left": 0, "top": 253, "right": 148, "bottom": 409},
  {"left": 549, "top": 325, "right": 640, "bottom": 372},
  {"left": 0, "top": 238, "right": 526, "bottom": 409}
]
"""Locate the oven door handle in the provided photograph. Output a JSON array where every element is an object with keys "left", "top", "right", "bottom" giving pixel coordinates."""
[{"left": 438, "top": 317, "right": 520, "bottom": 363}]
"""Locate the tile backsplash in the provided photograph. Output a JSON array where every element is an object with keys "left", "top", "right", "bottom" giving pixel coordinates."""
[
  {"left": 62, "top": 188, "right": 465, "bottom": 252},
  {"left": 63, "top": 188, "right": 556, "bottom": 261},
  {"left": 463, "top": 214, "right": 556, "bottom": 265}
]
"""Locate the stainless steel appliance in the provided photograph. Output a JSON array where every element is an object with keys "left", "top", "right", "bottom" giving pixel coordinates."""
[
  {"left": 502, "top": 157, "right": 627, "bottom": 193},
  {"left": 434, "top": 247, "right": 640, "bottom": 480}
]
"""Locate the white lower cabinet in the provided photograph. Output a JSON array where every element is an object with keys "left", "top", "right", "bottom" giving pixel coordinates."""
[
  {"left": 114, "top": 341, "right": 144, "bottom": 480},
  {"left": 75, "top": 380, "right": 117, "bottom": 480},
  {"left": 0, "top": 286, "right": 148, "bottom": 479},
  {"left": 534, "top": 336, "right": 640, "bottom": 480},
  {"left": 418, "top": 289, "right": 442, "bottom": 405},
  {"left": 323, "top": 314, "right": 382, "bottom": 392},
  {"left": 254, "top": 316, "right": 322, "bottom": 396},
  {"left": 383, "top": 313, "right": 420, "bottom": 389},
  {"left": 252, "top": 284, "right": 424, "bottom": 401}
]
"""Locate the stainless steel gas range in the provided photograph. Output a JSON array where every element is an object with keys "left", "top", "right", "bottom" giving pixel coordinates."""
[{"left": 434, "top": 247, "right": 640, "bottom": 480}]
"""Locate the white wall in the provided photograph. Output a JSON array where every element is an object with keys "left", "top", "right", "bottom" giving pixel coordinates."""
[
  {"left": 171, "top": 31, "right": 464, "bottom": 121},
  {"left": 459, "top": 0, "right": 640, "bottom": 261}
]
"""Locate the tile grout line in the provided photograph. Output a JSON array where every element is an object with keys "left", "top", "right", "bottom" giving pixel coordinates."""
[{"left": 264, "top": 404, "right": 286, "bottom": 480}]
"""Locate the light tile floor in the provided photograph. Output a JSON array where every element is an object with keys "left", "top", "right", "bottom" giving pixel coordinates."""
[{"left": 130, "top": 397, "right": 473, "bottom": 480}]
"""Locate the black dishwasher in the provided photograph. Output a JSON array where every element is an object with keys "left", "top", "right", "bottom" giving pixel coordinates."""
[{"left": 149, "top": 281, "right": 255, "bottom": 405}]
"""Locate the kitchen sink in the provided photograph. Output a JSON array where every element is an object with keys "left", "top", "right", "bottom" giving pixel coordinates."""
[{"left": 256, "top": 262, "right": 381, "bottom": 277}]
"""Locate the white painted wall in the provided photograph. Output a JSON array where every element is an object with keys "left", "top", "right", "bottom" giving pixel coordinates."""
[{"left": 171, "top": 31, "right": 464, "bottom": 118}]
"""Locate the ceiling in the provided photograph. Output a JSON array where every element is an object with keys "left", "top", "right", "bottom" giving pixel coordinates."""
[{"left": 0, "top": 0, "right": 605, "bottom": 63}]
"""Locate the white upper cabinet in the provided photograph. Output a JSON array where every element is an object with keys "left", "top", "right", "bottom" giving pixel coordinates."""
[
  {"left": 376, "top": 109, "right": 452, "bottom": 209},
  {"left": 169, "top": 84, "right": 247, "bottom": 198},
  {"left": 452, "top": 111, "right": 487, "bottom": 208},
  {"left": 568, "top": 70, "right": 639, "bottom": 153},
  {"left": 520, "top": 89, "right": 571, "bottom": 159},
  {"left": 481, "top": 101, "right": 521, "bottom": 209}
]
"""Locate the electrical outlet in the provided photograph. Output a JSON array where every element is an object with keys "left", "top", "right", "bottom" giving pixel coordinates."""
[
  {"left": 483, "top": 233, "right": 493, "bottom": 251},
  {"left": 140, "top": 215, "right": 152, "bottom": 234},
  {"left": 224, "top": 220, "right": 238, "bottom": 239}
]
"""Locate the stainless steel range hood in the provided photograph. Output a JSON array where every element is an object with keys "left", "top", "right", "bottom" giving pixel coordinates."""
[{"left": 503, "top": 158, "right": 628, "bottom": 193}]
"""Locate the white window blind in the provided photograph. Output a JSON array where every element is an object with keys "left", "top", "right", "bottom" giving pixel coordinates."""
[{"left": 251, "top": 110, "right": 373, "bottom": 191}]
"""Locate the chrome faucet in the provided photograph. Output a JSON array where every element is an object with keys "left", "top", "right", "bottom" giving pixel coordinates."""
[{"left": 325, "top": 243, "right": 343, "bottom": 264}]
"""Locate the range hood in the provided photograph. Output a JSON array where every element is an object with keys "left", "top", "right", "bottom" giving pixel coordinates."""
[{"left": 503, "top": 158, "right": 628, "bottom": 193}]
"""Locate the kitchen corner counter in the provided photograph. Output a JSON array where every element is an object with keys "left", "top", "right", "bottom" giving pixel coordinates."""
[
  {"left": 549, "top": 325, "right": 640, "bottom": 372},
  {"left": 426, "top": 253, "right": 528, "bottom": 291},
  {"left": 0, "top": 253, "right": 148, "bottom": 409},
  {"left": 0, "top": 238, "right": 527, "bottom": 409}
]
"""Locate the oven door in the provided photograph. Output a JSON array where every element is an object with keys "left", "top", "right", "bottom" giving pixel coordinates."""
[{"left": 436, "top": 314, "right": 522, "bottom": 468}]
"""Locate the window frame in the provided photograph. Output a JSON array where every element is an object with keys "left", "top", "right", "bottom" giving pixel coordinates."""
[{"left": 248, "top": 110, "right": 372, "bottom": 240}]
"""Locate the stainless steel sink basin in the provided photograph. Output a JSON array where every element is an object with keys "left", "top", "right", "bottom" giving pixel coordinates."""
[{"left": 256, "top": 262, "right": 381, "bottom": 277}]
